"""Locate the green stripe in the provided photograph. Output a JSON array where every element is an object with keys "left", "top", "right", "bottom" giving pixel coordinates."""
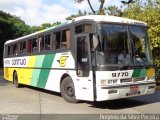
[
  {"left": 132, "top": 69, "right": 147, "bottom": 77},
  {"left": 30, "top": 55, "right": 45, "bottom": 86},
  {"left": 37, "top": 54, "right": 55, "bottom": 88}
]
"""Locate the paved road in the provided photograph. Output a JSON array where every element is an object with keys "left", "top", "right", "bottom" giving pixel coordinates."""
[{"left": 0, "top": 71, "right": 160, "bottom": 120}]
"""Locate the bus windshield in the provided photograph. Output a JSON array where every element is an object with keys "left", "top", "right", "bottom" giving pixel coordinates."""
[{"left": 96, "top": 24, "right": 153, "bottom": 67}]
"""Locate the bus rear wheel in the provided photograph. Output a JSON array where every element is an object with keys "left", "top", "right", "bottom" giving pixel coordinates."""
[
  {"left": 60, "top": 76, "right": 79, "bottom": 103},
  {"left": 13, "top": 72, "right": 21, "bottom": 88}
]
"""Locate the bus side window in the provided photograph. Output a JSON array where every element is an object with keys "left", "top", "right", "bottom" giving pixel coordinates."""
[
  {"left": 7, "top": 46, "right": 10, "bottom": 56},
  {"left": 39, "top": 36, "right": 44, "bottom": 51},
  {"left": 22, "top": 41, "right": 26, "bottom": 54},
  {"left": 19, "top": 42, "right": 23, "bottom": 54},
  {"left": 13, "top": 44, "right": 18, "bottom": 55},
  {"left": 31, "top": 38, "right": 38, "bottom": 53},
  {"left": 61, "top": 29, "right": 70, "bottom": 49},
  {"left": 27, "top": 40, "right": 31, "bottom": 53},
  {"left": 55, "top": 31, "right": 61, "bottom": 49},
  {"left": 75, "top": 24, "right": 92, "bottom": 34},
  {"left": 44, "top": 34, "right": 51, "bottom": 50},
  {"left": 75, "top": 25, "right": 83, "bottom": 34}
]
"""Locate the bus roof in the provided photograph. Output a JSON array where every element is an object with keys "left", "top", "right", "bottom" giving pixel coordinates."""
[
  {"left": 5, "top": 15, "right": 147, "bottom": 45},
  {"left": 73, "top": 15, "right": 147, "bottom": 26}
]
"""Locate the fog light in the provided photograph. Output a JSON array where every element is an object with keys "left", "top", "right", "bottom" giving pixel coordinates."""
[
  {"left": 108, "top": 90, "right": 117, "bottom": 94},
  {"left": 148, "top": 86, "right": 155, "bottom": 89}
]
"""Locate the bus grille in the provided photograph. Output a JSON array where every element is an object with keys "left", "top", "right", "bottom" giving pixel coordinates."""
[
  {"left": 120, "top": 77, "right": 146, "bottom": 83},
  {"left": 120, "top": 78, "right": 132, "bottom": 83},
  {"left": 132, "top": 77, "right": 146, "bottom": 82}
]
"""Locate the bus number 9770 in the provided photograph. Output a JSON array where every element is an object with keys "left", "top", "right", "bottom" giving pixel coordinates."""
[{"left": 112, "top": 72, "right": 129, "bottom": 78}]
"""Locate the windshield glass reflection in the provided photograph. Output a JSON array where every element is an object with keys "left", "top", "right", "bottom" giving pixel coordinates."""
[{"left": 96, "top": 24, "right": 153, "bottom": 67}]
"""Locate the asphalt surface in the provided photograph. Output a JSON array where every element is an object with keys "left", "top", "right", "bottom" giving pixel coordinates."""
[{"left": 0, "top": 70, "right": 160, "bottom": 120}]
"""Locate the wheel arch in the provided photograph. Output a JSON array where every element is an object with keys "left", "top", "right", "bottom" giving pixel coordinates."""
[
  {"left": 60, "top": 73, "right": 74, "bottom": 92},
  {"left": 60, "top": 73, "right": 71, "bottom": 85}
]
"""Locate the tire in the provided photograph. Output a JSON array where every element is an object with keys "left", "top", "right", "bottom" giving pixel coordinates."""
[
  {"left": 60, "top": 76, "right": 79, "bottom": 103},
  {"left": 13, "top": 72, "right": 21, "bottom": 88}
]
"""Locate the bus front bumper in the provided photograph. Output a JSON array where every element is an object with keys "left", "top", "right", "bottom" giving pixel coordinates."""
[{"left": 96, "top": 81, "right": 156, "bottom": 101}]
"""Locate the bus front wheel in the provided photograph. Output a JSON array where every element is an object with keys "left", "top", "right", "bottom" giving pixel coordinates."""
[
  {"left": 60, "top": 76, "right": 79, "bottom": 103},
  {"left": 13, "top": 72, "right": 21, "bottom": 88}
]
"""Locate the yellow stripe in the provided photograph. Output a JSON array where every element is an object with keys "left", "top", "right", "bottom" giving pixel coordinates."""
[{"left": 19, "top": 56, "right": 37, "bottom": 85}]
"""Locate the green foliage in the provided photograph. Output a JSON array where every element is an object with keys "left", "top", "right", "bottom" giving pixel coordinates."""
[
  {"left": 31, "top": 21, "right": 61, "bottom": 32},
  {"left": 106, "top": 5, "right": 123, "bottom": 16},
  {"left": 0, "top": 11, "right": 32, "bottom": 67},
  {"left": 0, "top": 11, "right": 31, "bottom": 41},
  {"left": 66, "top": 10, "right": 87, "bottom": 20}
]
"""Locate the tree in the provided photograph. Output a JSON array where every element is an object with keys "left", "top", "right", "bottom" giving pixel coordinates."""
[
  {"left": 0, "top": 10, "right": 32, "bottom": 67},
  {"left": 41, "top": 23, "right": 53, "bottom": 29},
  {"left": 31, "top": 21, "right": 62, "bottom": 32},
  {"left": 66, "top": 10, "right": 87, "bottom": 20},
  {"left": 106, "top": 5, "right": 123, "bottom": 16},
  {"left": 121, "top": 0, "right": 135, "bottom": 4},
  {"left": 74, "top": 0, "right": 106, "bottom": 15}
]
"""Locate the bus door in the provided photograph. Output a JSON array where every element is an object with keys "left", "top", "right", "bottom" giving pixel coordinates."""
[{"left": 74, "top": 33, "right": 94, "bottom": 101}]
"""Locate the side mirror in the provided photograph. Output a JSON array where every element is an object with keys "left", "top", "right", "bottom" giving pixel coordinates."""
[{"left": 93, "top": 35, "right": 99, "bottom": 50}]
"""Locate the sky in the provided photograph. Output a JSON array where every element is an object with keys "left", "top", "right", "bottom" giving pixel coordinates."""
[{"left": 0, "top": 0, "right": 122, "bottom": 26}]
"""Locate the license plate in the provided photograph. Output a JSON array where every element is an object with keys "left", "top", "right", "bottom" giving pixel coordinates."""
[
  {"left": 126, "top": 91, "right": 140, "bottom": 96},
  {"left": 126, "top": 86, "right": 140, "bottom": 96},
  {"left": 130, "top": 86, "right": 138, "bottom": 92}
]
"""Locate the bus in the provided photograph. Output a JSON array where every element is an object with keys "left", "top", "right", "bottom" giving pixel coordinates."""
[{"left": 3, "top": 15, "right": 156, "bottom": 103}]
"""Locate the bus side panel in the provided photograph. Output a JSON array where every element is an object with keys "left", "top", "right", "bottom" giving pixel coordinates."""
[
  {"left": 13, "top": 56, "right": 37, "bottom": 85},
  {"left": 25, "top": 56, "right": 37, "bottom": 85},
  {"left": 4, "top": 67, "right": 10, "bottom": 81},
  {"left": 45, "top": 70, "right": 74, "bottom": 92},
  {"left": 4, "top": 67, "right": 14, "bottom": 81},
  {"left": 30, "top": 55, "right": 45, "bottom": 87},
  {"left": 45, "top": 52, "right": 75, "bottom": 92},
  {"left": 36, "top": 54, "right": 55, "bottom": 88}
]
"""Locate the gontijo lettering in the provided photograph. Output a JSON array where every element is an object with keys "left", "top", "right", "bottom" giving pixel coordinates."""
[{"left": 12, "top": 59, "right": 26, "bottom": 65}]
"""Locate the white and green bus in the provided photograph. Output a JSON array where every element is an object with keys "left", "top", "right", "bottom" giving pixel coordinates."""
[{"left": 3, "top": 15, "right": 156, "bottom": 103}]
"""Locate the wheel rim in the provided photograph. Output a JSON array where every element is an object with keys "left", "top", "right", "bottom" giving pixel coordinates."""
[{"left": 64, "top": 82, "right": 74, "bottom": 98}]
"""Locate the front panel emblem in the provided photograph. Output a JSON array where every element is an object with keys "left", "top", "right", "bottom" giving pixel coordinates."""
[{"left": 57, "top": 56, "right": 69, "bottom": 67}]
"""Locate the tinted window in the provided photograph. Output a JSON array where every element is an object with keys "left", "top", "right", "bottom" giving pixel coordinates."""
[
  {"left": 31, "top": 38, "right": 38, "bottom": 52},
  {"left": 77, "top": 36, "right": 89, "bottom": 77},
  {"left": 75, "top": 24, "right": 92, "bottom": 34},
  {"left": 55, "top": 31, "right": 61, "bottom": 49},
  {"left": 13, "top": 44, "right": 18, "bottom": 55},
  {"left": 61, "top": 29, "right": 70, "bottom": 49},
  {"left": 44, "top": 34, "right": 51, "bottom": 50},
  {"left": 97, "top": 24, "right": 130, "bottom": 66}
]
